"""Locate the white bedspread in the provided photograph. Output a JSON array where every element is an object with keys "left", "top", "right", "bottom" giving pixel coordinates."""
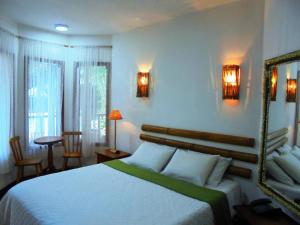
[
  {"left": 0, "top": 164, "right": 240, "bottom": 225},
  {"left": 267, "top": 179, "right": 300, "bottom": 200}
]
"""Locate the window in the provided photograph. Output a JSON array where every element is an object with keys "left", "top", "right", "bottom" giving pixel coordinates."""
[
  {"left": 74, "top": 62, "right": 110, "bottom": 146},
  {"left": 25, "top": 57, "right": 64, "bottom": 146}
]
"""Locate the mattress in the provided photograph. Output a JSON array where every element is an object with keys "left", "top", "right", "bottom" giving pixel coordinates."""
[{"left": 0, "top": 163, "right": 241, "bottom": 225}]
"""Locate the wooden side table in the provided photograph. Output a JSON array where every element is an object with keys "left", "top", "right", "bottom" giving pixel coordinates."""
[
  {"left": 34, "top": 136, "right": 62, "bottom": 172},
  {"left": 233, "top": 205, "right": 299, "bottom": 225},
  {"left": 95, "top": 149, "right": 131, "bottom": 163}
]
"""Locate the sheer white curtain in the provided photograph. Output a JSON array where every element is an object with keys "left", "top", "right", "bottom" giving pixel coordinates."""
[
  {"left": 0, "top": 29, "right": 17, "bottom": 174},
  {"left": 71, "top": 47, "right": 111, "bottom": 157},
  {"left": 20, "top": 39, "right": 65, "bottom": 151}
]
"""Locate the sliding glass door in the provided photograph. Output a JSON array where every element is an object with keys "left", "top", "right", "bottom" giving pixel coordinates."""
[{"left": 25, "top": 58, "right": 64, "bottom": 147}]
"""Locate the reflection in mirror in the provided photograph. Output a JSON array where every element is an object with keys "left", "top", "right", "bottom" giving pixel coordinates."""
[{"left": 266, "top": 61, "right": 300, "bottom": 207}]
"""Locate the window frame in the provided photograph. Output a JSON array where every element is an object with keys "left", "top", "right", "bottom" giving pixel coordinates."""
[
  {"left": 73, "top": 61, "right": 111, "bottom": 146},
  {"left": 24, "top": 56, "right": 65, "bottom": 145}
]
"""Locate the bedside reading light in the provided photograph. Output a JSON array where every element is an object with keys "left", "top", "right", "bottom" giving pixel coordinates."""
[
  {"left": 137, "top": 72, "right": 150, "bottom": 97},
  {"left": 286, "top": 79, "right": 297, "bottom": 102},
  {"left": 222, "top": 65, "right": 240, "bottom": 100},
  {"left": 271, "top": 66, "right": 278, "bottom": 101},
  {"left": 108, "top": 110, "right": 123, "bottom": 153}
]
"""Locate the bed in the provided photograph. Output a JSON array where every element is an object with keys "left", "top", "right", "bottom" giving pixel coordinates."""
[
  {"left": 0, "top": 124, "right": 257, "bottom": 225},
  {"left": 266, "top": 179, "right": 300, "bottom": 200},
  {"left": 266, "top": 128, "right": 300, "bottom": 201},
  {"left": 0, "top": 162, "right": 241, "bottom": 225}
]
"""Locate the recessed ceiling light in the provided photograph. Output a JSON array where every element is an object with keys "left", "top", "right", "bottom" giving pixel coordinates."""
[{"left": 55, "top": 24, "right": 69, "bottom": 32}]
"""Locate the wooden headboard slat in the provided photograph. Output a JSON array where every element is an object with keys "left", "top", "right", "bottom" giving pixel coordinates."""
[
  {"left": 142, "top": 124, "right": 255, "bottom": 147},
  {"left": 267, "top": 128, "right": 288, "bottom": 141},
  {"left": 267, "top": 137, "right": 288, "bottom": 154},
  {"left": 266, "top": 128, "right": 288, "bottom": 154},
  {"left": 140, "top": 134, "right": 258, "bottom": 164},
  {"left": 226, "top": 166, "right": 252, "bottom": 179}
]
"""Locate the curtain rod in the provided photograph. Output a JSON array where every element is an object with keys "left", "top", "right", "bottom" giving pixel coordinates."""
[{"left": 0, "top": 26, "right": 112, "bottom": 48}]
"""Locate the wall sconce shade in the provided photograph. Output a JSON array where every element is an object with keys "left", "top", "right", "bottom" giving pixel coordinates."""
[
  {"left": 137, "top": 72, "right": 150, "bottom": 97},
  {"left": 222, "top": 65, "right": 240, "bottom": 100},
  {"left": 286, "top": 79, "right": 297, "bottom": 102},
  {"left": 271, "top": 66, "right": 278, "bottom": 101}
]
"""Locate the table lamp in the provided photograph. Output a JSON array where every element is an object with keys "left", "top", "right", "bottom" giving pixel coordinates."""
[{"left": 108, "top": 109, "right": 123, "bottom": 153}]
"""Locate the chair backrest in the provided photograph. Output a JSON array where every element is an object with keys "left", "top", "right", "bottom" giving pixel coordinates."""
[
  {"left": 62, "top": 131, "right": 82, "bottom": 153},
  {"left": 9, "top": 136, "right": 24, "bottom": 162}
]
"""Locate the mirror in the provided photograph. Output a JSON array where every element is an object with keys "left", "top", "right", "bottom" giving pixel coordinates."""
[{"left": 259, "top": 50, "right": 300, "bottom": 215}]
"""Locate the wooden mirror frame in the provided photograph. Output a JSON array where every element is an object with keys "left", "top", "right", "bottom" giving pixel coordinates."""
[{"left": 258, "top": 50, "right": 300, "bottom": 215}]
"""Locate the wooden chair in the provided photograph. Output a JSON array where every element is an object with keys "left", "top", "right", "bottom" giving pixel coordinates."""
[
  {"left": 9, "top": 136, "right": 43, "bottom": 182},
  {"left": 62, "top": 131, "right": 82, "bottom": 170}
]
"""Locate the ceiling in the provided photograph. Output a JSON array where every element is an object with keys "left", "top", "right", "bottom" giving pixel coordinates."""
[{"left": 0, "top": 0, "right": 237, "bottom": 35}]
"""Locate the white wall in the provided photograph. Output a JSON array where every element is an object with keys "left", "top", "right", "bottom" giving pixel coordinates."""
[
  {"left": 263, "top": 0, "right": 300, "bottom": 59},
  {"left": 112, "top": 0, "right": 265, "bottom": 200}
]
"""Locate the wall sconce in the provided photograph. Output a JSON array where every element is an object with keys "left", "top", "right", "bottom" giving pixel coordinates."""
[
  {"left": 222, "top": 65, "right": 240, "bottom": 100},
  {"left": 271, "top": 66, "right": 278, "bottom": 101},
  {"left": 286, "top": 79, "right": 297, "bottom": 102},
  {"left": 137, "top": 72, "right": 150, "bottom": 97}
]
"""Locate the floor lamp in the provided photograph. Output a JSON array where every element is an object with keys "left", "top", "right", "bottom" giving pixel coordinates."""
[{"left": 108, "top": 109, "right": 123, "bottom": 153}]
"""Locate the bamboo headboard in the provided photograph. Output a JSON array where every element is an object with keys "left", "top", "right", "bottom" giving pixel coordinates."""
[
  {"left": 140, "top": 124, "right": 257, "bottom": 179},
  {"left": 266, "top": 128, "right": 288, "bottom": 154}
]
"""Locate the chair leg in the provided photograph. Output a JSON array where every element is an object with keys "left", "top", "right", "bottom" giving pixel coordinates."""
[
  {"left": 78, "top": 157, "right": 82, "bottom": 167},
  {"left": 35, "top": 164, "right": 39, "bottom": 177},
  {"left": 20, "top": 166, "right": 24, "bottom": 180},
  {"left": 16, "top": 166, "right": 22, "bottom": 183},
  {"left": 39, "top": 163, "right": 43, "bottom": 175},
  {"left": 62, "top": 158, "right": 68, "bottom": 171}
]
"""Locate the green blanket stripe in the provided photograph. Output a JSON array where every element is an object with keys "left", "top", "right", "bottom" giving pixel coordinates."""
[{"left": 104, "top": 160, "right": 232, "bottom": 225}]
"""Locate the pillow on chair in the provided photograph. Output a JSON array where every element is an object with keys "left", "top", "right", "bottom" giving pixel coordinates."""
[{"left": 126, "top": 142, "right": 176, "bottom": 172}]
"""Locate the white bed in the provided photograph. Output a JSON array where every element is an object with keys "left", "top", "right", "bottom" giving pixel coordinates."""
[
  {"left": 0, "top": 163, "right": 241, "bottom": 225},
  {"left": 267, "top": 179, "right": 300, "bottom": 200}
]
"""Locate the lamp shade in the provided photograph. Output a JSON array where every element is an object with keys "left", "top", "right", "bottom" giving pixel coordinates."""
[
  {"left": 222, "top": 65, "right": 240, "bottom": 100},
  {"left": 271, "top": 66, "right": 278, "bottom": 101},
  {"left": 286, "top": 79, "right": 297, "bottom": 102},
  {"left": 137, "top": 72, "right": 150, "bottom": 97},
  {"left": 108, "top": 110, "right": 123, "bottom": 120}
]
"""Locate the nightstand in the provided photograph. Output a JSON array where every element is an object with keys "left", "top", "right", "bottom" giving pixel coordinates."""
[
  {"left": 95, "top": 149, "right": 131, "bottom": 163},
  {"left": 233, "top": 205, "right": 299, "bottom": 225}
]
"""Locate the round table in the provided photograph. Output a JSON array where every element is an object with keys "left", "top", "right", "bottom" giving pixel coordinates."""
[{"left": 34, "top": 136, "right": 62, "bottom": 172}]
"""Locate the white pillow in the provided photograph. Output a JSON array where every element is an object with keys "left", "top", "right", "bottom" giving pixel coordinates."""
[
  {"left": 126, "top": 142, "right": 176, "bottom": 172},
  {"left": 266, "top": 159, "right": 294, "bottom": 185},
  {"left": 278, "top": 144, "right": 292, "bottom": 154},
  {"left": 292, "top": 150, "right": 300, "bottom": 161},
  {"left": 266, "top": 151, "right": 280, "bottom": 160},
  {"left": 206, "top": 156, "right": 232, "bottom": 187},
  {"left": 274, "top": 153, "right": 300, "bottom": 184},
  {"left": 293, "top": 145, "right": 300, "bottom": 152},
  {"left": 161, "top": 149, "right": 218, "bottom": 186}
]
